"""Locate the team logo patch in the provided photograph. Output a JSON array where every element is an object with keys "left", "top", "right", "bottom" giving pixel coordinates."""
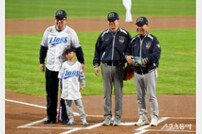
[
  {"left": 137, "top": 17, "right": 144, "bottom": 22},
  {"left": 119, "top": 36, "right": 125, "bottom": 44},
  {"left": 132, "top": 43, "right": 137, "bottom": 47},
  {"left": 58, "top": 10, "right": 63, "bottom": 15},
  {"left": 146, "top": 42, "right": 151, "bottom": 49},
  {"left": 63, "top": 70, "right": 79, "bottom": 79},
  {"left": 104, "top": 38, "right": 110, "bottom": 42},
  {"left": 49, "top": 36, "right": 68, "bottom": 46},
  {"left": 108, "top": 13, "right": 115, "bottom": 18},
  {"left": 157, "top": 43, "right": 161, "bottom": 48}
]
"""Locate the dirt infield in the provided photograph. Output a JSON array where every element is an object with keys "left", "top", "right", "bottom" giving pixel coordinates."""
[
  {"left": 6, "top": 90, "right": 196, "bottom": 134},
  {"left": 5, "top": 16, "right": 195, "bottom": 35}
]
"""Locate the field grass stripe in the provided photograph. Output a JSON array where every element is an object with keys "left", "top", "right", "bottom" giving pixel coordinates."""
[{"left": 5, "top": 29, "right": 196, "bottom": 95}]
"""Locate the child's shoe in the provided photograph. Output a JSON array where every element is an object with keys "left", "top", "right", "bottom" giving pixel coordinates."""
[
  {"left": 67, "top": 119, "right": 75, "bottom": 125},
  {"left": 83, "top": 121, "right": 88, "bottom": 126}
]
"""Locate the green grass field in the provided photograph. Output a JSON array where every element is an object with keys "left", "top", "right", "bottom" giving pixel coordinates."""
[
  {"left": 5, "top": 0, "right": 196, "bottom": 96},
  {"left": 5, "top": 29, "right": 196, "bottom": 96},
  {"left": 6, "top": 0, "right": 195, "bottom": 19}
]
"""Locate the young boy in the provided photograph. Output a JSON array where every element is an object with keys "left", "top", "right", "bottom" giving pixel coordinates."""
[{"left": 58, "top": 46, "right": 88, "bottom": 126}]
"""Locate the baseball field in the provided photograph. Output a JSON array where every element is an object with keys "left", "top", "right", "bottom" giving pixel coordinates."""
[{"left": 5, "top": 0, "right": 196, "bottom": 133}]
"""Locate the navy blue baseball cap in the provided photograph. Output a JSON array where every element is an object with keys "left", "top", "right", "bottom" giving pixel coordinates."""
[
  {"left": 107, "top": 12, "right": 119, "bottom": 21},
  {"left": 55, "top": 10, "right": 67, "bottom": 20},
  {"left": 136, "top": 17, "right": 148, "bottom": 25}
]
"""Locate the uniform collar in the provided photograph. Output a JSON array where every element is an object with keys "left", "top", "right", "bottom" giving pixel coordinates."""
[
  {"left": 67, "top": 60, "right": 76, "bottom": 66},
  {"left": 108, "top": 27, "right": 120, "bottom": 35},
  {"left": 137, "top": 32, "right": 149, "bottom": 39},
  {"left": 137, "top": 32, "right": 154, "bottom": 40},
  {"left": 55, "top": 25, "right": 67, "bottom": 32}
]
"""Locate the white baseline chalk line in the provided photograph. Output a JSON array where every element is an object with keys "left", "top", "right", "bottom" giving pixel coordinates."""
[
  {"left": 6, "top": 99, "right": 46, "bottom": 109},
  {"left": 17, "top": 118, "right": 47, "bottom": 128},
  {"left": 60, "top": 122, "right": 103, "bottom": 134},
  {"left": 6, "top": 98, "right": 103, "bottom": 129},
  {"left": 60, "top": 128, "right": 83, "bottom": 134},
  {"left": 22, "top": 126, "right": 82, "bottom": 130},
  {"left": 134, "top": 130, "right": 149, "bottom": 134},
  {"left": 6, "top": 98, "right": 103, "bottom": 117},
  {"left": 86, "top": 122, "right": 103, "bottom": 129},
  {"left": 17, "top": 118, "right": 80, "bottom": 130}
]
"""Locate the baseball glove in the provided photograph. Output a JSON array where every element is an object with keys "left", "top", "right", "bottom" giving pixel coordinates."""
[
  {"left": 133, "top": 57, "right": 145, "bottom": 67},
  {"left": 123, "top": 64, "right": 134, "bottom": 81}
]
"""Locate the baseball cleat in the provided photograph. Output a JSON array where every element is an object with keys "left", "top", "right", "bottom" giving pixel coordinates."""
[
  {"left": 113, "top": 119, "right": 121, "bottom": 126},
  {"left": 103, "top": 119, "right": 112, "bottom": 126},
  {"left": 83, "top": 122, "right": 88, "bottom": 126},
  {"left": 67, "top": 119, "right": 75, "bottom": 125},
  {"left": 150, "top": 118, "right": 158, "bottom": 127},
  {"left": 134, "top": 119, "right": 149, "bottom": 126},
  {"left": 43, "top": 119, "right": 56, "bottom": 124},
  {"left": 61, "top": 119, "right": 68, "bottom": 125},
  {"left": 67, "top": 121, "right": 75, "bottom": 125}
]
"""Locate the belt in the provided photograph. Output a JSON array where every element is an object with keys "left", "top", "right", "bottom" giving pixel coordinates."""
[
  {"left": 135, "top": 69, "right": 155, "bottom": 75},
  {"left": 102, "top": 61, "right": 123, "bottom": 66}
]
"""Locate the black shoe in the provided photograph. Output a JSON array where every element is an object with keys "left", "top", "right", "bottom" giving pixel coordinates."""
[
  {"left": 44, "top": 119, "right": 56, "bottom": 124},
  {"left": 61, "top": 119, "right": 68, "bottom": 124}
]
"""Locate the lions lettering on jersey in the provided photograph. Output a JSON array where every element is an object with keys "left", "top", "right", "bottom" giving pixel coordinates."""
[
  {"left": 49, "top": 37, "right": 68, "bottom": 46},
  {"left": 63, "top": 70, "right": 79, "bottom": 79}
]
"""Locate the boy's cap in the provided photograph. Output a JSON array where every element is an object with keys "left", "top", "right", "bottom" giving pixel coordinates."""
[
  {"left": 55, "top": 10, "right": 67, "bottom": 19},
  {"left": 136, "top": 17, "right": 148, "bottom": 25},
  {"left": 107, "top": 12, "right": 119, "bottom": 21}
]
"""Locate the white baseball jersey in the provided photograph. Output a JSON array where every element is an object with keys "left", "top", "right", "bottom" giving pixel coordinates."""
[
  {"left": 41, "top": 25, "right": 81, "bottom": 71},
  {"left": 58, "top": 61, "right": 85, "bottom": 100}
]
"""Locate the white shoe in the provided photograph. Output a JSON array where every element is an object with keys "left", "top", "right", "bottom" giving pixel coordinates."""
[
  {"left": 103, "top": 119, "right": 112, "bottom": 126},
  {"left": 150, "top": 118, "right": 158, "bottom": 126},
  {"left": 113, "top": 119, "right": 121, "bottom": 126},
  {"left": 135, "top": 119, "right": 149, "bottom": 126}
]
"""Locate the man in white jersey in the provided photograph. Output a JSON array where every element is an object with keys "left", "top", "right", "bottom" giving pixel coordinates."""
[
  {"left": 39, "top": 10, "right": 85, "bottom": 124},
  {"left": 122, "top": 0, "right": 133, "bottom": 22}
]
